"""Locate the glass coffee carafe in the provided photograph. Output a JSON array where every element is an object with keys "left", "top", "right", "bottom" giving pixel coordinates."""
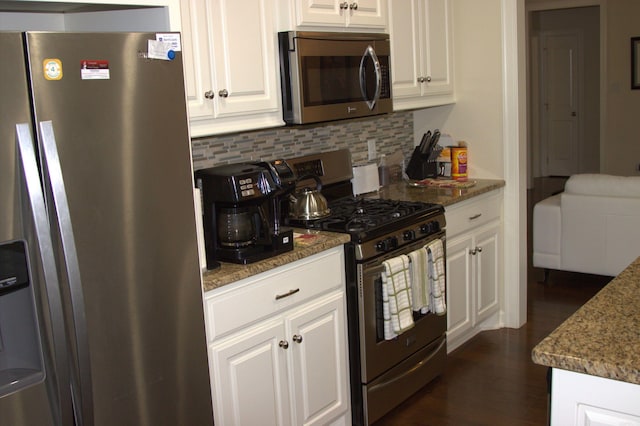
[{"left": 217, "top": 206, "right": 256, "bottom": 247}]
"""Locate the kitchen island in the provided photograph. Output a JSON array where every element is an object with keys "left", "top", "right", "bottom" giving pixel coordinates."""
[{"left": 532, "top": 256, "right": 640, "bottom": 424}]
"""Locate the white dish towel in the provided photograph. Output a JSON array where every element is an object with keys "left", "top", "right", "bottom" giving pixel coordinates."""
[
  {"left": 426, "top": 239, "right": 447, "bottom": 315},
  {"left": 408, "top": 247, "right": 429, "bottom": 314},
  {"left": 381, "top": 254, "right": 414, "bottom": 340}
]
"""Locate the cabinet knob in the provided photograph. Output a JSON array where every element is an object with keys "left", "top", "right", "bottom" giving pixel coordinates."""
[
  {"left": 349, "top": 2, "right": 358, "bottom": 9},
  {"left": 417, "top": 77, "right": 425, "bottom": 83},
  {"left": 279, "top": 340, "right": 289, "bottom": 349},
  {"left": 469, "top": 248, "right": 477, "bottom": 255},
  {"left": 339, "top": 2, "right": 349, "bottom": 9},
  {"left": 426, "top": 76, "right": 432, "bottom": 82},
  {"left": 477, "top": 246, "right": 483, "bottom": 253},
  {"left": 204, "top": 90, "right": 215, "bottom": 99},
  {"left": 218, "top": 89, "right": 229, "bottom": 98},
  {"left": 292, "top": 334, "right": 303, "bottom": 344}
]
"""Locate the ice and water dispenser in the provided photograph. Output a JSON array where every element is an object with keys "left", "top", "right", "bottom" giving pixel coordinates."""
[{"left": 0, "top": 240, "right": 45, "bottom": 397}]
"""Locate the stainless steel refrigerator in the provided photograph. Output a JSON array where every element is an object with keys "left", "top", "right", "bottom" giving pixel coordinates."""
[{"left": 0, "top": 32, "right": 213, "bottom": 425}]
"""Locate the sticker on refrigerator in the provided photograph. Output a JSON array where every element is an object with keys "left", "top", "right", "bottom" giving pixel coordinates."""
[
  {"left": 80, "top": 60, "right": 110, "bottom": 80},
  {"left": 147, "top": 39, "right": 175, "bottom": 61},
  {"left": 156, "top": 33, "right": 181, "bottom": 51},
  {"left": 43, "top": 59, "right": 63, "bottom": 81}
]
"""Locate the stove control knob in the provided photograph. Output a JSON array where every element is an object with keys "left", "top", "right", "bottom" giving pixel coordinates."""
[
  {"left": 403, "top": 230, "right": 416, "bottom": 241},
  {"left": 376, "top": 237, "right": 398, "bottom": 252},
  {"left": 420, "top": 221, "right": 440, "bottom": 234}
]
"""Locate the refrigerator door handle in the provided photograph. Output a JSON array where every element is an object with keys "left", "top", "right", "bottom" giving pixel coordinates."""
[
  {"left": 39, "top": 120, "right": 94, "bottom": 426},
  {"left": 15, "top": 123, "right": 74, "bottom": 426}
]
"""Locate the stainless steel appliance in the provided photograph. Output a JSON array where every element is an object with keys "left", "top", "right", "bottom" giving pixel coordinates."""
[
  {"left": 286, "top": 150, "right": 447, "bottom": 425},
  {"left": 195, "top": 160, "right": 297, "bottom": 269},
  {"left": 278, "top": 31, "right": 392, "bottom": 125},
  {"left": 0, "top": 32, "right": 213, "bottom": 425}
]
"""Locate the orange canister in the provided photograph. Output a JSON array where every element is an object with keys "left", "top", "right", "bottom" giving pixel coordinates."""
[{"left": 450, "top": 147, "right": 468, "bottom": 181}]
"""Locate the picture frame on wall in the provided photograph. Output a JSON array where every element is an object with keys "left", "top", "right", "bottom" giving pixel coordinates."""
[{"left": 632, "top": 37, "right": 640, "bottom": 90}]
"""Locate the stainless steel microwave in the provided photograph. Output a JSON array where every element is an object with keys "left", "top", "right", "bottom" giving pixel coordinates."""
[{"left": 278, "top": 31, "right": 392, "bottom": 125}]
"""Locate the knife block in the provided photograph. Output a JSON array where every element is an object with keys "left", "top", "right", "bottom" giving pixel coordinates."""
[{"left": 405, "top": 146, "right": 438, "bottom": 180}]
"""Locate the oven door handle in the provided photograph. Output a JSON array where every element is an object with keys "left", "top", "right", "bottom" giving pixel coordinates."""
[{"left": 367, "top": 337, "right": 446, "bottom": 393}]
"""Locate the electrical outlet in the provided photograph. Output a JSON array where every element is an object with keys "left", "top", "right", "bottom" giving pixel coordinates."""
[{"left": 367, "top": 139, "right": 377, "bottom": 161}]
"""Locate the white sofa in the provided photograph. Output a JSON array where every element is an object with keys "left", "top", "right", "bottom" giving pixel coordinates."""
[{"left": 533, "top": 174, "right": 640, "bottom": 277}]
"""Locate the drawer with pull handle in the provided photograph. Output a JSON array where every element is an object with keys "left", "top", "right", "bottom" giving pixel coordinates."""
[
  {"left": 204, "top": 247, "right": 344, "bottom": 342},
  {"left": 445, "top": 190, "right": 502, "bottom": 237}
]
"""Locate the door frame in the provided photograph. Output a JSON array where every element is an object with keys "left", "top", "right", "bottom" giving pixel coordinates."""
[{"left": 525, "top": 0, "right": 605, "bottom": 186}]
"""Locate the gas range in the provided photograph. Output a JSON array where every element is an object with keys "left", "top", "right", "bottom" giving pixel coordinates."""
[
  {"left": 285, "top": 149, "right": 445, "bottom": 261},
  {"left": 289, "top": 195, "right": 445, "bottom": 260}
]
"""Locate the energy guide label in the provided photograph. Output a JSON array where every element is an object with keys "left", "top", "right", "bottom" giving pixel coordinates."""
[{"left": 80, "top": 60, "right": 110, "bottom": 80}]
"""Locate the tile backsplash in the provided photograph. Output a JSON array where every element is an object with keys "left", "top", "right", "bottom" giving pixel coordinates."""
[{"left": 191, "top": 111, "right": 414, "bottom": 171}]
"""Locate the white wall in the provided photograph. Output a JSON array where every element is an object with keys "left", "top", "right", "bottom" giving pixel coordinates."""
[
  {"left": 413, "top": 0, "right": 505, "bottom": 179},
  {"left": 603, "top": 0, "right": 640, "bottom": 175}
]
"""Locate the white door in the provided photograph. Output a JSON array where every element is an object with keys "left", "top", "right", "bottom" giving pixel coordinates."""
[{"left": 540, "top": 31, "right": 581, "bottom": 176}]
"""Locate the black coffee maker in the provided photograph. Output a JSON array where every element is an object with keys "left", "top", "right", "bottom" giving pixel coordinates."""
[{"left": 195, "top": 160, "right": 297, "bottom": 269}]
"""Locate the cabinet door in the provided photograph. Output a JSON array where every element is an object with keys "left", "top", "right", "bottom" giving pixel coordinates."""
[
  {"left": 209, "top": 320, "right": 291, "bottom": 426},
  {"left": 445, "top": 233, "right": 473, "bottom": 351},
  {"left": 388, "top": 0, "right": 422, "bottom": 100},
  {"left": 210, "top": 0, "right": 279, "bottom": 117},
  {"left": 474, "top": 222, "right": 501, "bottom": 325},
  {"left": 287, "top": 291, "right": 350, "bottom": 426},
  {"left": 294, "top": 0, "right": 346, "bottom": 27},
  {"left": 346, "top": 0, "right": 387, "bottom": 29},
  {"left": 180, "top": 0, "right": 215, "bottom": 122},
  {"left": 294, "top": 0, "right": 386, "bottom": 29},
  {"left": 180, "top": 0, "right": 282, "bottom": 137},
  {"left": 389, "top": 0, "right": 454, "bottom": 110},
  {"left": 421, "top": 0, "right": 453, "bottom": 96}
]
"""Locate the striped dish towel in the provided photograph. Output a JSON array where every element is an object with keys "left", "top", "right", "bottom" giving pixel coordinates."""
[
  {"left": 408, "top": 247, "right": 429, "bottom": 314},
  {"left": 426, "top": 239, "right": 446, "bottom": 315},
  {"left": 381, "top": 254, "right": 414, "bottom": 340}
]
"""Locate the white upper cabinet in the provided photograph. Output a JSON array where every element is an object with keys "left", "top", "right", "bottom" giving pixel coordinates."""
[
  {"left": 180, "top": 0, "right": 284, "bottom": 137},
  {"left": 388, "top": 0, "right": 454, "bottom": 110},
  {"left": 289, "top": 0, "right": 387, "bottom": 30}
]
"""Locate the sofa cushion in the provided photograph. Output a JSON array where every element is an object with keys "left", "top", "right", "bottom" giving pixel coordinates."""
[{"left": 564, "top": 174, "right": 640, "bottom": 197}]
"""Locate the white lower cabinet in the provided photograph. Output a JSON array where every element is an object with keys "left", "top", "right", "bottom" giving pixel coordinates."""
[
  {"left": 551, "top": 369, "right": 640, "bottom": 425},
  {"left": 204, "top": 247, "right": 351, "bottom": 426},
  {"left": 445, "top": 190, "right": 502, "bottom": 352}
]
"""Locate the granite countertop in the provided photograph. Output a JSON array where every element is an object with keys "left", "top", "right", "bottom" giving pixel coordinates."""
[
  {"left": 201, "top": 229, "right": 351, "bottom": 292},
  {"left": 532, "top": 256, "right": 640, "bottom": 385},
  {"left": 366, "top": 178, "right": 505, "bottom": 206}
]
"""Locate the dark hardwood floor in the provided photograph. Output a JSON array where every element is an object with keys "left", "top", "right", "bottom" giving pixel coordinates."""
[{"left": 373, "top": 178, "right": 612, "bottom": 425}]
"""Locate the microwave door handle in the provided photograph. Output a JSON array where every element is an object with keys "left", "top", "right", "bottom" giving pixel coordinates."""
[{"left": 359, "top": 45, "right": 382, "bottom": 110}]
